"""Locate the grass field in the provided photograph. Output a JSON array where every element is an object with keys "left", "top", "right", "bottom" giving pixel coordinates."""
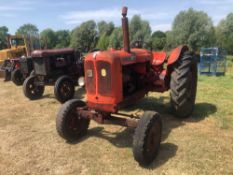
[
  {"left": 0, "top": 73, "right": 233, "bottom": 175},
  {"left": 227, "top": 55, "right": 233, "bottom": 73}
]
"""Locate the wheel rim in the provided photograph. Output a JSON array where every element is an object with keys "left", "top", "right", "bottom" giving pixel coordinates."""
[
  {"left": 28, "top": 81, "right": 37, "bottom": 95},
  {"left": 145, "top": 121, "right": 161, "bottom": 158},
  {"left": 27, "top": 79, "right": 42, "bottom": 95},
  {"left": 66, "top": 109, "right": 84, "bottom": 135},
  {"left": 60, "top": 81, "right": 73, "bottom": 98}
]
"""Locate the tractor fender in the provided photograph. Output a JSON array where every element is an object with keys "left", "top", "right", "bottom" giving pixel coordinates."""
[
  {"left": 167, "top": 45, "right": 189, "bottom": 66},
  {"left": 151, "top": 51, "right": 167, "bottom": 66}
]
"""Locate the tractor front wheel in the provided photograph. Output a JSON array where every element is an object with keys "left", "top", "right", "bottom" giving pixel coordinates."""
[
  {"left": 23, "top": 76, "right": 44, "bottom": 100},
  {"left": 133, "top": 111, "right": 162, "bottom": 166},
  {"left": 11, "top": 69, "right": 23, "bottom": 86},
  {"left": 170, "top": 51, "right": 197, "bottom": 118},
  {"left": 54, "top": 76, "right": 75, "bottom": 103},
  {"left": 30, "top": 70, "right": 35, "bottom": 77},
  {"left": 56, "top": 99, "right": 90, "bottom": 141}
]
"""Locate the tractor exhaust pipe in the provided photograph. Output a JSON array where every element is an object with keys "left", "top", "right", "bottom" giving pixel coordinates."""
[{"left": 122, "top": 6, "right": 130, "bottom": 53}]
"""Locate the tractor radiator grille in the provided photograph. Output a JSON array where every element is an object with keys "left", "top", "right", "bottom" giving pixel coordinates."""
[
  {"left": 20, "top": 58, "right": 33, "bottom": 74},
  {"left": 97, "top": 61, "right": 111, "bottom": 95},
  {"left": 33, "top": 57, "right": 49, "bottom": 75},
  {"left": 85, "top": 61, "right": 96, "bottom": 93}
]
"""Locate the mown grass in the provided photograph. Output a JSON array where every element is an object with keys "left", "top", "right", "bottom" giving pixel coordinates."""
[
  {"left": 227, "top": 55, "right": 233, "bottom": 73},
  {"left": 197, "top": 74, "right": 233, "bottom": 129},
  {"left": 0, "top": 73, "right": 233, "bottom": 175},
  {"left": 227, "top": 55, "right": 233, "bottom": 62},
  {"left": 125, "top": 72, "right": 233, "bottom": 130}
]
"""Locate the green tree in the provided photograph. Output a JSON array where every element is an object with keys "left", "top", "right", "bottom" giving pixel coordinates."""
[
  {"left": 16, "top": 23, "right": 39, "bottom": 36},
  {"left": 165, "top": 31, "right": 175, "bottom": 49},
  {"left": 55, "top": 30, "right": 70, "bottom": 48},
  {"left": 109, "top": 27, "right": 123, "bottom": 49},
  {"left": 97, "top": 21, "right": 114, "bottom": 36},
  {"left": 151, "top": 31, "right": 166, "bottom": 51},
  {"left": 40, "top": 28, "right": 57, "bottom": 49},
  {"left": 129, "top": 15, "right": 151, "bottom": 44},
  {"left": 216, "top": 13, "right": 233, "bottom": 54},
  {"left": 70, "top": 20, "right": 97, "bottom": 53},
  {"left": 0, "top": 26, "right": 9, "bottom": 49},
  {"left": 96, "top": 35, "right": 110, "bottom": 50},
  {"left": 168, "top": 8, "right": 215, "bottom": 51}
]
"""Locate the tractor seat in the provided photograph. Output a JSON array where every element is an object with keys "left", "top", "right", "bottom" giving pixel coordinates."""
[{"left": 152, "top": 52, "right": 167, "bottom": 66}]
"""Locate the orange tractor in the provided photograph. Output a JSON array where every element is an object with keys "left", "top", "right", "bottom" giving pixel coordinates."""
[{"left": 56, "top": 7, "right": 197, "bottom": 166}]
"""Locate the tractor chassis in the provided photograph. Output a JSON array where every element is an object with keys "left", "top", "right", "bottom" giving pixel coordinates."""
[{"left": 77, "top": 107, "right": 140, "bottom": 128}]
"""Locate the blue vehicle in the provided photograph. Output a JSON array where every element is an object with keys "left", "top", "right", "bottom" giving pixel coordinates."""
[{"left": 199, "top": 47, "right": 227, "bottom": 76}]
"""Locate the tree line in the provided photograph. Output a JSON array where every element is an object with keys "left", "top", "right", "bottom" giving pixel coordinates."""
[{"left": 0, "top": 8, "right": 233, "bottom": 54}]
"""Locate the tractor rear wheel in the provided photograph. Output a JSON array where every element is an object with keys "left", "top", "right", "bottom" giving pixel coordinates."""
[
  {"left": 54, "top": 76, "right": 75, "bottom": 103},
  {"left": 23, "top": 76, "right": 44, "bottom": 100},
  {"left": 170, "top": 51, "right": 197, "bottom": 118},
  {"left": 133, "top": 111, "right": 162, "bottom": 166},
  {"left": 11, "top": 69, "right": 23, "bottom": 86},
  {"left": 56, "top": 99, "right": 90, "bottom": 141}
]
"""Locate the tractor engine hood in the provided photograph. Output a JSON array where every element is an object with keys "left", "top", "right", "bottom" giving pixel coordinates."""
[
  {"left": 86, "top": 48, "right": 152, "bottom": 66},
  {"left": 84, "top": 48, "right": 152, "bottom": 112}
]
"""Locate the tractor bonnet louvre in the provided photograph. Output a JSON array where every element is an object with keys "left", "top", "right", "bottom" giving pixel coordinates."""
[
  {"left": 85, "top": 61, "right": 96, "bottom": 94},
  {"left": 33, "top": 57, "right": 49, "bottom": 75},
  {"left": 97, "top": 61, "right": 111, "bottom": 95},
  {"left": 19, "top": 57, "right": 33, "bottom": 74}
]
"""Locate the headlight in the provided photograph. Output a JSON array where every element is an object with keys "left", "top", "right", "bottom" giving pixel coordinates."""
[
  {"left": 101, "top": 68, "right": 107, "bottom": 77},
  {"left": 87, "top": 69, "right": 93, "bottom": 77},
  {"left": 78, "top": 76, "right": 85, "bottom": 87}
]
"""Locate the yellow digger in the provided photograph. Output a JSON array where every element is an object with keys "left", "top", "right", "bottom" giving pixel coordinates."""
[{"left": 0, "top": 35, "right": 40, "bottom": 79}]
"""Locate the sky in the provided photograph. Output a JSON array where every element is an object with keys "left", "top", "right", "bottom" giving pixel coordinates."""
[{"left": 0, "top": 0, "right": 233, "bottom": 34}]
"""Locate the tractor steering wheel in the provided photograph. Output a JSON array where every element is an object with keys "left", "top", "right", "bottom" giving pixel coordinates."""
[
  {"left": 131, "top": 40, "right": 152, "bottom": 50},
  {"left": 90, "top": 48, "right": 101, "bottom": 52}
]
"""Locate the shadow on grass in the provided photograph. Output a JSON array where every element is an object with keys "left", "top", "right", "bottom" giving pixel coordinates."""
[
  {"left": 68, "top": 126, "right": 179, "bottom": 169},
  {"left": 29, "top": 86, "right": 86, "bottom": 102},
  {"left": 25, "top": 94, "right": 55, "bottom": 103},
  {"left": 68, "top": 96, "right": 217, "bottom": 169},
  {"left": 68, "top": 127, "right": 134, "bottom": 148},
  {"left": 148, "top": 143, "right": 178, "bottom": 169},
  {"left": 123, "top": 96, "right": 170, "bottom": 114},
  {"left": 192, "top": 103, "right": 217, "bottom": 120},
  {"left": 124, "top": 96, "right": 217, "bottom": 120}
]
